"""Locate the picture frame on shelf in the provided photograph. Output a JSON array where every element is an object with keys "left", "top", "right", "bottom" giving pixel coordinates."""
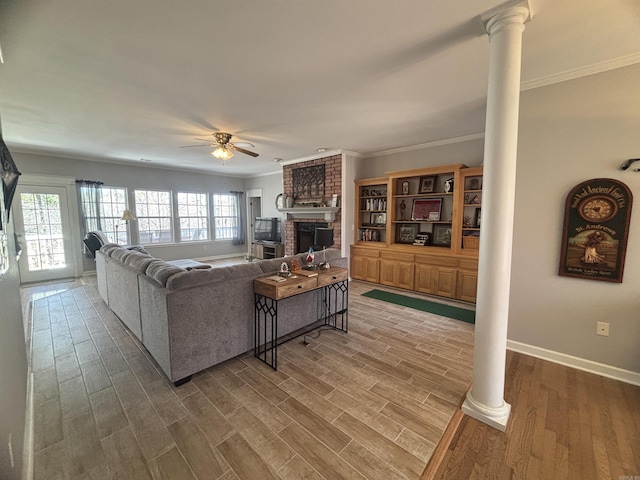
[
  {"left": 371, "top": 212, "right": 386, "bottom": 225},
  {"left": 397, "top": 224, "right": 418, "bottom": 244},
  {"left": 474, "top": 208, "right": 482, "bottom": 228},
  {"left": 411, "top": 198, "right": 442, "bottom": 221},
  {"left": 469, "top": 178, "right": 481, "bottom": 190},
  {"left": 418, "top": 176, "right": 436, "bottom": 193},
  {"left": 432, "top": 225, "right": 452, "bottom": 246}
]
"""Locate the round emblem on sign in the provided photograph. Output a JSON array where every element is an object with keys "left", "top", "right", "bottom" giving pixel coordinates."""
[{"left": 578, "top": 195, "right": 617, "bottom": 222}]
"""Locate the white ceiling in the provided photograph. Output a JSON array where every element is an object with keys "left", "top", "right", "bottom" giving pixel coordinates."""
[{"left": 0, "top": 0, "right": 639, "bottom": 177}]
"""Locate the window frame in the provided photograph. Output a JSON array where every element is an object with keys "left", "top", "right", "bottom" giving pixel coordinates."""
[
  {"left": 134, "top": 188, "right": 174, "bottom": 245},
  {"left": 176, "top": 191, "right": 210, "bottom": 242}
]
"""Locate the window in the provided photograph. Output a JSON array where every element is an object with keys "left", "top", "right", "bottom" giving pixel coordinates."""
[
  {"left": 78, "top": 184, "right": 128, "bottom": 244},
  {"left": 177, "top": 192, "right": 209, "bottom": 241},
  {"left": 99, "top": 187, "right": 128, "bottom": 244},
  {"left": 135, "top": 189, "right": 173, "bottom": 244},
  {"left": 212, "top": 194, "right": 238, "bottom": 240}
]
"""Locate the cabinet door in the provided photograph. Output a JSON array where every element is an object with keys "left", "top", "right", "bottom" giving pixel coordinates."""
[
  {"left": 351, "top": 256, "right": 380, "bottom": 282},
  {"left": 379, "top": 259, "right": 396, "bottom": 287},
  {"left": 395, "top": 262, "right": 415, "bottom": 290},
  {"left": 415, "top": 263, "right": 434, "bottom": 294},
  {"left": 456, "top": 269, "right": 478, "bottom": 303},
  {"left": 432, "top": 267, "right": 457, "bottom": 298},
  {"left": 363, "top": 257, "right": 381, "bottom": 283}
]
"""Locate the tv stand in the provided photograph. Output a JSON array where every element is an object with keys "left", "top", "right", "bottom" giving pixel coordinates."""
[{"left": 252, "top": 242, "right": 284, "bottom": 260}]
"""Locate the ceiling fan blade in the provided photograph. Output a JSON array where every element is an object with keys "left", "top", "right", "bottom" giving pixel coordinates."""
[
  {"left": 232, "top": 141, "right": 255, "bottom": 148},
  {"left": 179, "top": 144, "right": 214, "bottom": 148},
  {"left": 229, "top": 144, "right": 259, "bottom": 157}
]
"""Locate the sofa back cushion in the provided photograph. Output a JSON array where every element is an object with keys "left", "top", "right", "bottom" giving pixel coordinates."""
[
  {"left": 166, "top": 262, "right": 263, "bottom": 290},
  {"left": 146, "top": 260, "right": 185, "bottom": 287}
]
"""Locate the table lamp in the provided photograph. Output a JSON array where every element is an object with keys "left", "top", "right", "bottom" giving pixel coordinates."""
[{"left": 314, "top": 227, "right": 334, "bottom": 269}]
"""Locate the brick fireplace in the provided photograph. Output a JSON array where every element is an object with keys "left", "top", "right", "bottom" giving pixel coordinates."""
[{"left": 282, "top": 154, "right": 342, "bottom": 255}]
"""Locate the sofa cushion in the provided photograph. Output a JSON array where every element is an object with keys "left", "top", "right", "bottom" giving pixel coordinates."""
[
  {"left": 111, "top": 247, "right": 137, "bottom": 262},
  {"left": 127, "top": 245, "right": 150, "bottom": 255},
  {"left": 145, "top": 260, "right": 185, "bottom": 287},
  {"left": 166, "top": 262, "right": 263, "bottom": 290},
  {"left": 123, "top": 251, "right": 155, "bottom": 273},
  {"left": 166, "top": 259, "right": 212, "bottom": 270},
  {"left": 101, "top": 244, "right": 122, "bottom": 256}
]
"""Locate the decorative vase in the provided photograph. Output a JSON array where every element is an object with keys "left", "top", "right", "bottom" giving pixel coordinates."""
[{"left": 285, "top": 195, "right": 294, "bottom": 208}]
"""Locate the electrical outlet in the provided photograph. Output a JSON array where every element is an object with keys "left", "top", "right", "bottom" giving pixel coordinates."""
[{"left": 596, "top": 321, "right": 610, "bottom": 337}]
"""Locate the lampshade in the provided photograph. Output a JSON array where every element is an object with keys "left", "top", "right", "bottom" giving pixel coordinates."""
[
  {"left": 212, "top": 146, "right": 234, "bottom": 160},
  {"left": 314, "top": 228, "right": 334, "bottom": 249},
  {"left": 121, "top": 209, "right": 136, "bottom": 221}
]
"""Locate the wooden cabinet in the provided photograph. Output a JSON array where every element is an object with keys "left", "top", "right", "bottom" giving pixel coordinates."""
[
  {"left": 460, "top": 167, "right": 483, "bottom": 254},
  {"left": 355, "top": 178, "right": 388, "bottom": 245},
  {"left": 351, "top": 164, "right": 482, "bottom": 303},
  {"left": 252, "top": 242, "right": 284, "bottom": 259},
  {"left": 386, "top": 164, "right": 464, "bottom": 251},
  {"left": 380, "top": 251, "right": 414, "bottom": 289},
  {"left": 456, "top": 258, "right": 479, "bottom": 302},
  {"left": 351, "top": 247, "right": 380, "bottom": 282},
  {"left": 415, "top": 254, "right": 458, "bottom": 298}
]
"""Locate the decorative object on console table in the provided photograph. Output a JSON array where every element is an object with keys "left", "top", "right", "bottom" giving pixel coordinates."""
[
  {"left": 418, "top": 176, "right": 436, "bottom": 193},
  {"left": 411, "top": 198, "right": 442, "bottom": 221}
]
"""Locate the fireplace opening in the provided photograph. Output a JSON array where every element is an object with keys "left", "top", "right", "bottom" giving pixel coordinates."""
[{"left": 295, "top": 222, "right": 328, "bottom": 254}]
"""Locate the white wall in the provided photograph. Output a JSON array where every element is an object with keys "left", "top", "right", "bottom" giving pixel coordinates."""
[
  {"left": 14, "top": 152, "right": 249, "bottom": 266},
  {"left": 509, "top": 63, "right": 640, "bottom": 374},
  {"left": 0, "top": 204, "right": 28, "bottom": 479},
  {"left": 357, "top": 63, "right": 640, "bottom": 377}
]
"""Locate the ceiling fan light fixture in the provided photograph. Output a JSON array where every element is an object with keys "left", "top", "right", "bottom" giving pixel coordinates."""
[{"left": 212, "top": 146, "right": 234, "bottom": 160}]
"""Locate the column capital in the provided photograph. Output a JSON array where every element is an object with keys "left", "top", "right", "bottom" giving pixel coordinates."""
[{"left": 481, "top": 0, "right": 533, "bottom": 36}]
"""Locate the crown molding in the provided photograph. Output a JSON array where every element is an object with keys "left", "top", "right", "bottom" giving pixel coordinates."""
[
  {"left": 521, "top": 52, "right": 640, "bottom": 91},
  {"left": 368, "top": 133, "right": 485, "bottom": 158}
]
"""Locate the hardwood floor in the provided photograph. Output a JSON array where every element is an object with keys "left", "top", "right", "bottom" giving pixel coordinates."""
[
  {"left": 427, "top": 350, "right": 640, "bottom": 480},
  {"left": 25, "top": 277, "right": 475, "bottom": 479}
]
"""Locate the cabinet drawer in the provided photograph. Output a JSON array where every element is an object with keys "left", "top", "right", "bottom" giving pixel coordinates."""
[
  {"left": 414, "top": 254, "right": 458, "bottom": 267},
  {"left": 317, "top": 268, "right": 349, "bottom": 287},
  {"left": 458, "top": 258, "right": 478, "bottom": 270},
  {"left": 254, "top": 276, "right": 317, "bottom": 300},
  {"left": 351, "top": 246, "right": 380, "bottom": 258},
  {"left": 380, "top": 251, "right": 413, "bottom": 262}
]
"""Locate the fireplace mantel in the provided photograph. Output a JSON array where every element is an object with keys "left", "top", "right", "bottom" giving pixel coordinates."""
[{"left": 278, "top": 207, "right": 340, "bottom": 222}]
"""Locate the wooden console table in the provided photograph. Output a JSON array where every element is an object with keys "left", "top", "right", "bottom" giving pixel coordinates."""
[{"left": 253, "top": 266, "right": 348, "bottom": 369}]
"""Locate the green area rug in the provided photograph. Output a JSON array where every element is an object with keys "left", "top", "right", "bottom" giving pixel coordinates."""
[{"left": 362, "top": 289, "right": 475, "bottom": 324}]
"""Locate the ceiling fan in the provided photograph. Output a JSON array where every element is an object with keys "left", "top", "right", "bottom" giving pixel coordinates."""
[{"left": 180, "top": 132, "right": 259, "bottom": 160}]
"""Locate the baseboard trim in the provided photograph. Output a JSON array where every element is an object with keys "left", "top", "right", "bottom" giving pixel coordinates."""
[
  {"left": 507, "top": 340, "right": 640, "bottom": 386},
  {"left": 23, "top": 372, "right": 34, "bottom": 480}
]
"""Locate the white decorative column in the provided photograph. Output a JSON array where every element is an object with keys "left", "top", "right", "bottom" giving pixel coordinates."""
[{"left": 461, "top": 0, "right": 532, "bottom": 431}]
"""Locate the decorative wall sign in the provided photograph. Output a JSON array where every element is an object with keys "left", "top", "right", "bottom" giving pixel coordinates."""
[{"left": 559, "top": 178, "right": 632, "bottom": 283}]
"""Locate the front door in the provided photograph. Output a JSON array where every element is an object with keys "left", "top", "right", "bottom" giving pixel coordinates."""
[{"left": 13, "top": 185, "right": 76, "bottom": 283}]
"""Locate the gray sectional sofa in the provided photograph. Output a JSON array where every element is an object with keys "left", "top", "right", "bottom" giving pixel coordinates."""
[{"left": 95, "top": 245, "right": 347, "bottom": 385}]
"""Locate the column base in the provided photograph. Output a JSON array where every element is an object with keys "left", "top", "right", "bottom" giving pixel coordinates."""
[{"left": 461, "top": 391, "right": 511, "bottom": 432}]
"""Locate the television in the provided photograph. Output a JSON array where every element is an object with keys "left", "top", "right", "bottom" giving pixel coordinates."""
[{"left": 254, "top": 217, "right": 281, "bottom": 243}]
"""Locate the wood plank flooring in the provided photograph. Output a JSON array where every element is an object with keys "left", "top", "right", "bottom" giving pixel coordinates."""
[
  {"left": 27, "top": 278, "right": 475, "bottom": 479},
  {"left": 427, "top": 350, "right": 640, "bottom": 480}
]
